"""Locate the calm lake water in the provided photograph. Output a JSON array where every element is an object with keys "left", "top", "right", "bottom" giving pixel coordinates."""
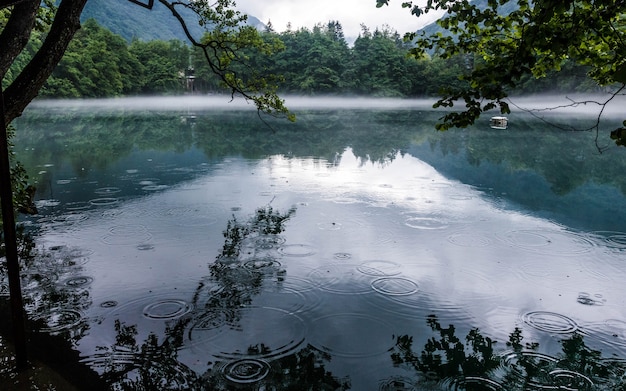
[{"left": 6, "top": 96, "right": 626, "bottom": 390}]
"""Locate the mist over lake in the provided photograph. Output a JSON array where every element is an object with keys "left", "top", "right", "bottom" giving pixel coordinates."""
[{"left": 6, "top": 96, "right": 626, "bottom": 390}]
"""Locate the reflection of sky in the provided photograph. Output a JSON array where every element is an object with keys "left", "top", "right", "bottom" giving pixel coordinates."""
[{"left": 30, "top": 148, "right": 626, "bottom": 373}]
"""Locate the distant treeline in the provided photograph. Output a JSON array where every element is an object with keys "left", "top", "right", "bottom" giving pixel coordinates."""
[{"left": 6, "top": 18, "right": 600, "bottom": 99}]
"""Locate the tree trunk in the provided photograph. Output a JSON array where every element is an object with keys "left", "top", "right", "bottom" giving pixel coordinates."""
[
  {"left": 0, "top": 0, "right": 33, "bottom": 8},
  {"left": 3, "top": 0, "right": 88, "bottom": 126},
  {"left": 0, "top": 88, "right": 27, "bottom": 371},
  {"left": 0, "top": 0, "right": 39, "bottom": 77}
]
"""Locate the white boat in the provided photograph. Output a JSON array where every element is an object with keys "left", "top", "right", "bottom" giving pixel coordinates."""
[{"left": 490, "top": 116, "right": 508, "bottom": 129}]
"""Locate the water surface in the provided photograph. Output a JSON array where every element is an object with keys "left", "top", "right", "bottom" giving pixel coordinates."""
[{"left": 6, "top": 97, "right": 626, "bottom": 390}]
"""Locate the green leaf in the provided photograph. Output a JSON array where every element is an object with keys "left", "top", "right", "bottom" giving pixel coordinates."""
[{"left": 613, "top": 63, "right": 626, "bottom": 84}]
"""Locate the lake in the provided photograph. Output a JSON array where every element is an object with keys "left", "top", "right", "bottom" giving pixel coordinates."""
[{"left": 5, "top": 96, "right": 626, "bottom": 390}]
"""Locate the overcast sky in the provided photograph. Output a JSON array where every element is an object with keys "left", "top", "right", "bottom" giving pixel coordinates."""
[{"left": 234, "top": 0, "right": 441, "bottom": 42}]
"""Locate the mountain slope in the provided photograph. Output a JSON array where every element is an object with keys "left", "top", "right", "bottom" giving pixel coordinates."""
[
  {"left": 418, "top": 0, "right": 520, "bottom": 37},
  {"left": 81, "top": 0, "right": 263, "bottom": 42}
]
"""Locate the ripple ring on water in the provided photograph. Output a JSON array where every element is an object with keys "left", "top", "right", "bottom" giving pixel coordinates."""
[
  {"left": 102, "top": 232, "right": 152, "bottom": 245},
  {"left": 35, "top": 308, "right": 83, "bottom": 333},
  {"left": 308, "top": 264, "right": 374, "bottom": 295},
  {"left": 36, "top": 199, "right": 61, "bottom": 208},
  {"left": 136, "top": 243, "right": 155, "bottom": 251},
  {"left": 66, "top": 201, "right": 91, "bottom": 211},
  {"left": 64, "top": 276, "right": 94, "bottom": 288},
  {"left": 357, "top": 260, "right": 402, "bottom": 276},
  {"left": 371, "top": 277, "right": 419, "bottom": 296},
  {"left": 278, "top": 244, "right": 316, "bottom": 257},
  {"left": 222, "top": 359, "right": 271, "bottom": 384},
  {"left": 0, "top": 282, "right": 9, "bottom": 297},
  {"left": 498, "top": 229, "right": 595, "bottom": 256},
  {"left": 90, "top": 197, "right": 119, "bottom": 206},
  {"left": 592, "top": 231, "right": 626, "bottom": 249},
  {"left": 108, "top": 224, "right": 148, "bottom": 235},
  {"left": 244, "top": 259, "right": 281, "bottom": 271},
  {"left": 458, "top": 377, "right": 504, "bottom": 390},
  {"left": 501, "top": 350, "right": 559, "bottom": 368},
  {"left": 52, "top": 212, "right": 88, "bottom": 224},
  {"left": 378, "top": 376, "right": 418, "bottom": 390},
  {"left": 142, "top": 184, "right": 169, "bottom": 191},
  {"left": 577, "top": 292, "right": 606, "bottom": 306},
  {"left": 142, "top": 299, "right": 193, "bottom": 320},
  {"left": 447, "top": 232, "right": 493, "bottom": 247},
  {"left": 95, "top": 187, "right": 121, "bottom": 195},
  {"left": 188, "top": 308, "right": 237, "bottom": 332},
  {"left": 549, "top": 369, "right": 594, "bottom": 389},
  {"left": 255, "top": 235, "right": 286, "bottom": 246},
  {"left": 188, "top": 307, "right": 306, "bottom": 360},
  {"left": 102, "top": 224, "right": 152, "bottom": 245},
  {"left": 404, "top": 217, "right": 449, "bottom": 230},
  {"left": 317, "top": 222, "right": 342, "bottom": 230},
  {"left": 522, "top": 311, "right": 578, "bottom": 334}
]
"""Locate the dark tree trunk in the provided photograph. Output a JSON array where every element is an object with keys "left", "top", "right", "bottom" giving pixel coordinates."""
[
  {"left": 0, "top": 0, "right": 32, "bottom": 8},
  {"left": 2, "top": 0, "right": 88, "bottom": 126},
  {"left": 0, "top": 0, "right": 39, "bottom": 77}
]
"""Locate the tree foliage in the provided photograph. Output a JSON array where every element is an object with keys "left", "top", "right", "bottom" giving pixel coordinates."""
[
  {"left": 0, "top": 0, "right": 291, "bottom": 126},
  {"left": 15, "top": 16, "right": 603, "bottom": 107},
  {"left": 377, "top": 0, "right": 626, "bottom": 146}
]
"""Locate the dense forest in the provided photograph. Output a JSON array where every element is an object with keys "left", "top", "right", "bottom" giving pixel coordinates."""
[{"left": 5, "top": 18, "right": 599, "bottom": 99}]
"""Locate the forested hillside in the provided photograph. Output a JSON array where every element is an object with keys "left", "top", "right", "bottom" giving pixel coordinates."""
[
  {"left": 26, "top": 19, "right": 599, "bottom": 99},
  {"left": 80, "top": 0, "right": 264, "bottom": 42}
]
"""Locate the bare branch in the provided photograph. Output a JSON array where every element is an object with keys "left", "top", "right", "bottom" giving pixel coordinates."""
[
  {"left": 507, "top": 85, "right": 626, "bottom": 153},
  {"left": 126, "top": 0, "right": 154, "bottom": 9}
]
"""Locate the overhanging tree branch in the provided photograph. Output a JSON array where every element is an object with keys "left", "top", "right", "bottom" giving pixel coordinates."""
[{"left": 381, "top": 0, "right": 626, "bottom": 148}]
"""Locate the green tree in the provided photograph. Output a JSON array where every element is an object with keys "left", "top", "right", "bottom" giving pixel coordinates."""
[
  {"left": 377, "top": 0, "right": 626, "bottom": 146},
  {"left": 267, "top": 22, "right": 351, "bottom": 94},
  {"left": 129, "top": 38, "right": 189, "bottom": 94},
  {"left": 1, "top": 0, "right": 292, "bottom": 126},
  {"left": 349, "top": 24, "right": 418, "bottom": 96},
  {"left": 41, "top": 18, "right": 143, "bottom": 97}
]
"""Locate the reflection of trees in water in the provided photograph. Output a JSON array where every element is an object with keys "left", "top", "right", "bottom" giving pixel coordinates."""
[
  {"left": 14, "top": 109, "right": 429, "bottom": 183},
  {"left": 428, "top": 116, "right": 626, "bottom": 197},
  {"left": 87, "top": 320, "right": 198, "bottom": 390},
  {"left": 0, "top": 227, "right": 107, "bottom": 388},
  {"left": 1, "top": 227, "right": 92, "bottom": 343},
  {"left": 14, "top": 111, "right": 194, "bottom": 180},
  {"left": 391, "top": 314, "right": 626, "bottom": 390},
  {"left": 95, "top": 204, "right": 350, "bottom": 390},
  {"left": 94, "top": 321, "right": 349, "bottom": 390},
  {"left": 16, "top": 108, "right": 626, "bottom": 200}
]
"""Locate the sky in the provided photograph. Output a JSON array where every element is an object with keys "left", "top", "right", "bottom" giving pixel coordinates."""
[{"left": 234, "top": 0, "right": 442, "bottom": 42}]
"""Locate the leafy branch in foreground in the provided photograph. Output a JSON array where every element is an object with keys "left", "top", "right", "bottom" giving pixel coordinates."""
[
  {"left": 377, "top": 0, "right": 626, "bottom": 148},
  {"left": 157, "top": 0, "right": 294, "bottom": 121}
]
